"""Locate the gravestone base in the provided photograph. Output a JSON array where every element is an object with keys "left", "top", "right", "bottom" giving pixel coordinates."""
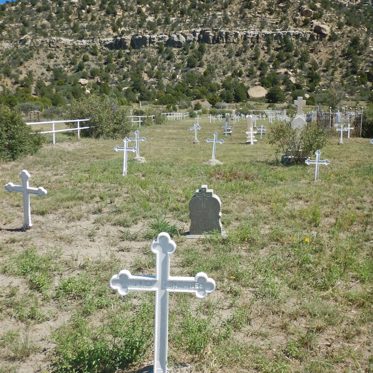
[
  {"left": 206, "top": 159, "right": 223, "bottom": 166},
  {"left": 131, "top": 363, "right": 194, "bottom": 373},
  {"left": 134, "top": 156, "right": 146, "bottom": 163},
  {"left": 193, "top": 139, "right": 199, "bottom": 144},
  {"left": 246, "top": 140, "right": 257, "bottom": 144},
  {"left": 186, "top": 227, "right": 227, "bottom": 239}
]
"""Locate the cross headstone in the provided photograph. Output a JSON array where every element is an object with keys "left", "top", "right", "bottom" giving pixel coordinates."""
[
  {"left": 305, "top": 150, "right": 330, "bottom": 181},
  {"left": 336, "top": 122, "right": 353, "bottom": 142},
  {"left": 370, "top": 139, "right": 373, "bottom": 145},
  {"left": 189, "top": 185, "right": 223, "bottom": 236},
  {"left": 256, "top": 125, "right": 266, "bottom": 139},
  {"left": 189, "top": 120, "right": 201, "bottom": 143},
  {"left": 129, "top": 130, "right": 146, "bottom": 162},
  {"left": 222, "top": 119, "right": 232, "bottom": 136},
  {"left": 110, "top": 232, "right": 215, "bottom": 373},
  {"left": 4, "top": 170, "right": 47, "bottom": 229},
  {"left": 114, "top": 137, "right": 136, "bottom": 176},
  {"left": 206, "top": 132, "right": 224, "bottom": 165},
  {"left": 294, "top": 96, "right": 306, "bottom": 115},
  {"left": 246, "top": 126, "right": 258, "bottom": 145}
]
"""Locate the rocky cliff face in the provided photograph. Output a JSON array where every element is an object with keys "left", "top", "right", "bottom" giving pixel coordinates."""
[{"left": 9, "top": 29, "right": 316, "bottom": 51}]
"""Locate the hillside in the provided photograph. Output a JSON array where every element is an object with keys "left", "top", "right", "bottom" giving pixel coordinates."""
[{"left": 0, "top": 0, "right": 372, "bottom": 109}]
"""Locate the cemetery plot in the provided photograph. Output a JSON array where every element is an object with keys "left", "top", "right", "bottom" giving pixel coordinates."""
[{"left": 0, "top": 115, "right": 372, "bottom": 373}]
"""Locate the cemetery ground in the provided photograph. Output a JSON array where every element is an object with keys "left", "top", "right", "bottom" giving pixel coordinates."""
[{"left": 0, "top": 117, "right": 372, "bottom": 373}]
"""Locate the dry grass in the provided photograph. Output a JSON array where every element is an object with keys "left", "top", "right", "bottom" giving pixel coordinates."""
[{"left": 0, "top": 116, "right": 372, "bottom": 373}]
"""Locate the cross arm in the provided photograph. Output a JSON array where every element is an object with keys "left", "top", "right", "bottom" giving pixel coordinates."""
[
  {"left": 110, "top": 270, "right": 157, "bottom": 296},
  {"left": 168, "top": 272, "right": 216, "bottom": 299},
  {"left": 4, "top": 182, "right": 21, "bottom": 193},
  {"left": 28, "top": 186, "right": 48, "bottom": 196},
  {"left": 114, "top": 146, "right": 136, "bottom": 152}
]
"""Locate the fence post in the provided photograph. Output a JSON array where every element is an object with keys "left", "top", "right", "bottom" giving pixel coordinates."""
[
  {"left": 77, "top": 120, "right": 81, "bottom": 140},
  {"left": 52, "top": 122, "right": 56, "bottom": 145}
]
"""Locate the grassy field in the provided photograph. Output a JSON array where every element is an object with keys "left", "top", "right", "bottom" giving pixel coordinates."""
[{"left": 0, "top": 117, "right": 372, "bottom": 373}]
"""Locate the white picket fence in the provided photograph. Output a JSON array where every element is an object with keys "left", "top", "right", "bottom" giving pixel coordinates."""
[
  {"left": 161, "top": 112, "right": 189, "bottom": 120},
  {"left": 26, "top": 119, "right": 90, "bottom": 145}
]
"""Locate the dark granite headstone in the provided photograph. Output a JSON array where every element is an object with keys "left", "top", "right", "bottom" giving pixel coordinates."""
[{"left": 189, "top": 185, "right": 222, "bottom": 235}]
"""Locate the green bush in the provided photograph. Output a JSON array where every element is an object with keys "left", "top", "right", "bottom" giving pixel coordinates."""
[
  {"left": 0, "top": 105, "right": 43, "bottom": 161},
  {"left": 68, "top": 95, "right": 131, "bottom": 139},
  {"left": 267, "top": 122, "right": 327, "bottom": 164}
]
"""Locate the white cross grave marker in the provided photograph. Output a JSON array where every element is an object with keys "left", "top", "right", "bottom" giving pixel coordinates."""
[
  {"left": 114, "top": 137, "right": 136, "bottom": 176},
  {"left": 345, "top": 124, "right": 354, "bottom": 139},
  {"left": 246, "top": 126, "right": 258, "bottom": 145},
  {"left": 189, "top": 120, "right": 201, "bottom": 143},
  {"left": 4, "top": 170, "right": 47, "bottom": 229},
  {"left": 129, "top": 130, "right": 146, "bottom": 162},
  {"left": 336, "top": 124, "right": 348, "bottom": 144},
  {"left": 222, "top": 119, "right": 232, "bottom": 136},
  {"left": 256, "top": 125, "right": 266, "bottom": 139},
  {"left": 110, "top": 232, "right": 215, "bottom": 373},
  {"left": 305, "top": 150, "right": 330, "bottom": 181},
  {"left": 206, "top": 132, "right": 224, "bottom": 165},
  {"left": 294, "top": 96, "right": 306, "bottom": 115}
]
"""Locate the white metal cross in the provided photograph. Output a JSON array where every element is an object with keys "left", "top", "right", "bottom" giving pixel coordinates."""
[
  {"left": 336, "top": 125, "right": 347, "bottom": 144},
  {"left": 129, "top": 130, "right": 146, "bottom": 162},
  {"left": 4, "top": 170, "right": 47, "bottom": 229},
  {"left": 206, "top": 132, "right": 224, "bottom": 163},
  {"left": 114, "top": 137, "right": 136, "bottom": 176},
  {"left": 305, "top": 150, "right": 330, "bottom": 181},
  {"left": 189, "top": 121, "right": 201, "bottom": 143},
  {"left": 222, "top": 120, "right": 232, "bottom": 136},
  {"left": 345, "top": 124, "right": 354, "bottom": 139},
  {"left": 246, "top": 126, "right": 258, "bottom": 145},
  {"left": 256, "top": 125, "right": 266, "bottom": 139},
  {"left": 294, "top": 96, "right": 306, "bottom": 115},
  {"left": 110, "top": 232, "right": 215, "bottom": 373}
]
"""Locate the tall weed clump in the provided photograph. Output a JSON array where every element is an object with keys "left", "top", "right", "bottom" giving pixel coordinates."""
[
  {"left": 0, "top": 105, "right": 43, "bottom": 161},
  {"left": 268, "top": 122, "right": 327, "bottom": 164},
  {"left": 68, "top": 95, "right": 131, "bottom": 139}
]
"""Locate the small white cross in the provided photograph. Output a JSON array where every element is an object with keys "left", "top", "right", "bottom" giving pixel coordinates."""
[
  {"left": 256, "top": 125, "right": 266, "bottom": 139},
  {"left": 206, "top": 132, "right": 224, "bottom": 164},
  {"left": 110, "top": 232, "right": 215, "bottom": 373},
  {"left": 294, "top": 96, "right": 306, "bottom": 115},
  {"left": 189, "top": 121, "right": 201, "bottom": 143},
  {"left": 246, "top": 126, "right": 258, "bottom": 145},
  {"left": 4, "top": 170, "right": 47, "bottom": 229},
  {"left": 114, "top": 137, "right": 136, "bottom": 176},
  {"left": 336, "top": 124, "right": 352, "bottom": 144},
  {"left": 305, "top": 150, "right": 330, "bottom": 181},
  {"left": 129, "top": 130, "right": 146, "bottom": 162},
  {"left": 222, "top": 120, "right": 232, "bottom": 136}
]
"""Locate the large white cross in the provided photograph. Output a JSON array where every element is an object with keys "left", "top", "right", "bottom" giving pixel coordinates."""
[
  {"left": 189, "top": 120, "right": 201, "bottom": 143},
  {"left": 110, "top": 232, "right": 215, "bottom": 373},
  {"left": 4, "top": 170, "right": 47, "bottom": 229},
  {"left": 246, "top": 126, "right": 258, "bottom": 145},
  {"left": 206, "top": 132, "right": 224, "bottom": 164},
  {"left": 305, "top": 150, "right": 330, "bottom": 181},
  {"left": 129, "top": 130, "right": 146, "bottom": 162},
  {"left": 114, "top": 137, "right": 136, "bottom": 176},
  {"left": 294, "top": 96, "right": 306, "bottom": 115}
]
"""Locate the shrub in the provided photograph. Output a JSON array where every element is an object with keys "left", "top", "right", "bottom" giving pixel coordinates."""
[
  {"left": 267, "top": 122, "right": 327, "bottom": 164},
  {"left": 68, "top": 95, "right": 131, "bottom": 139},
  {"left": 52, "top": 305, "right": 151, "bottom": 373},
  {"left": 0, "top": 105, "right": 43, "bottom": 161}
]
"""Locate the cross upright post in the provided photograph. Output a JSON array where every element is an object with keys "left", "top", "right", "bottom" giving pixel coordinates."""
[
  {"left": 294, "top": 96, "right": 306, "bottom": 115},
  {"left": 129, "top": 130, "right": 146, "bottom": 162},
  {"left": 4, "top": 170, "right": 47, "bottom": 229},
  {"left": 206, "top": 132, "right": 224, "bottom": 165},
  {"left": 336, "top": 125, "right": 345, "bottom": 144},
  {"left": 305, "top": 149, "right": 330, "bottom": 181},
  {"left": 189, "top": 120, "right": 201, "bottom": 143},
  {"left": 114, "top": 137, "right": 136, "bottom": 176},
  {"left": 110, "top": 232, "right": 215, "bottom": 373}
]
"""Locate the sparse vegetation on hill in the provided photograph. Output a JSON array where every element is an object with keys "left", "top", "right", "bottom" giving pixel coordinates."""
[{"left": 0, "top": 0, "right": 371, "bottom": 109}]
